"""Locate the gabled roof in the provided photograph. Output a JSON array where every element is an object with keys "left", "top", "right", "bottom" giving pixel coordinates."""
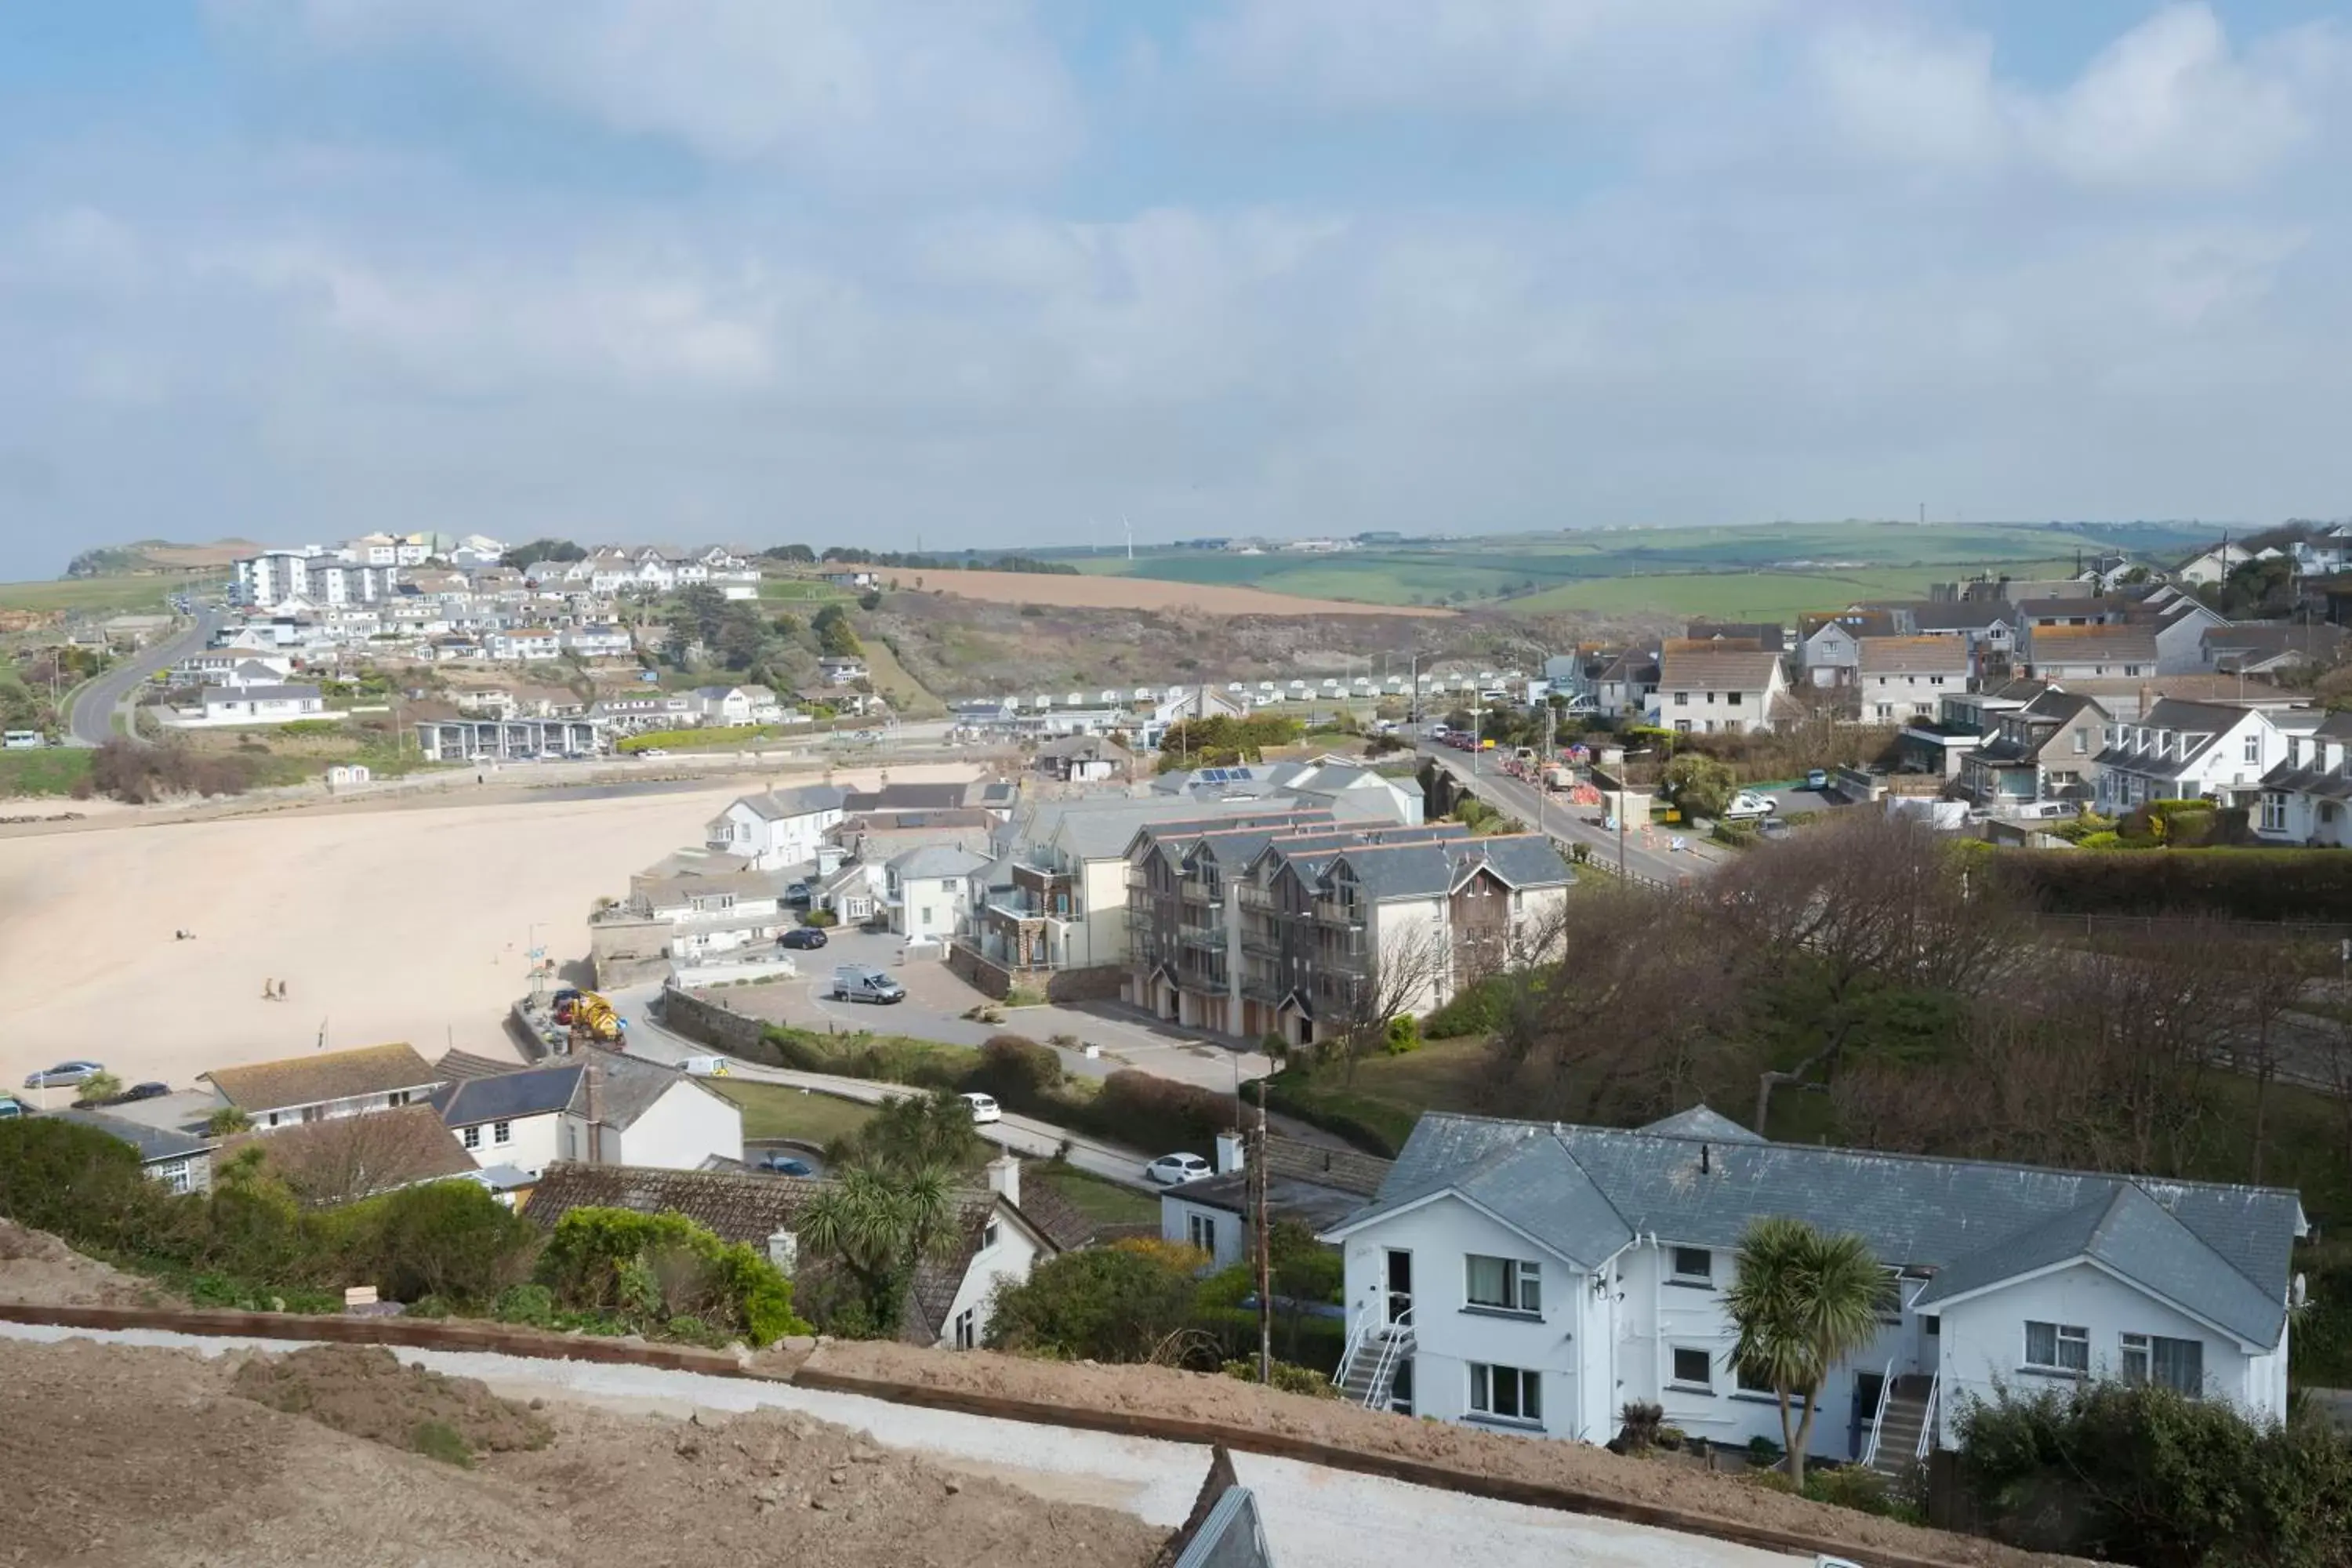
[
  {"left": 575, "top": 1048, "right": 736, "bottom": 1132},
  {"left": 728, "top": 783, "right": 849, "bottom": 822},
  {"left": 1857, "top": 637, "right": 1969, "bottom": 676},
  {"left": 434, "top": 1049, "right": 527, "bottom": 1083},
  {"left": 1908, "top": 602, "right": 2014, "bottom": 633},
  {"left": 1331, "top": 1110, "right": 2303, "bottom": 1348},
  {"left": 1657, "top": 645, "right": 1783, "bottom": 692},
  {"left": 1446, "top": 834, "right": 1575, "bottom": 892},
  {"left": 2029, "top": 624, "right": 2159, "bottom": 664},
  {"left": 431, "top": 1065, "right": 585, "bottom": 1129},
  {"left": 1637, "top": 1104, "right": 1765, "bottom": 1144},
  {"left": 843, "top": 782, "right": 969, "bottom": 813},
  {"left": 203, "top": 1043, "right": 441, "bottom": 1113},
  {"left": 46, "top": 1108, "right": 210, "bottom": 1165},
  {"left": 887, "top": 844, "right": 989, "bottom": 880}
]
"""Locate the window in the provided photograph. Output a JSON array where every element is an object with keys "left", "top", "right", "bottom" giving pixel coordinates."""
[
  {"left": 1187, "top": 1213, "right": 1217, "bottom": 1254},
  {"left": 1673, "top": 691, "right": 1689, "bottom": 706},
  {"left": 2024, "top": 1320, "right": 2089, "bottom": 1374},
  {"left": 1670, "top": 1348, "right": 1714, "bottom": 1391},
  {"left": 1468, "top": 1363, "right": 1542, "bottom": 1425},
  {"left": 982, "top": 1219, "right": 1000, "bottom": 1250},
  {"left": 954, "top": 1308, "right": 978, "bottom": 1351},
  {"left": 1726, "top": 691, "right": 1742, "bottom": 706},
  {"left": 492, "top": 1120, "right": 512, "bottom": 1145},
  {"left": 1465, "top": 1254, "right": 1541, "bottom": 1314},
  {"left": 389, "top": 1091, "right": 412, "bottom": 1107},
  {"left": 2262, "top": 794, "right": 2288, "bottom": 833},
  {"left": 2122, "top": 1334, "right": 2204, "bottom": 1396},
  {"left": 2124, "top": 665, "right": 2142, "bottom": 677},
  {"left": 1735, "top": 1360, "right": 1780, "bottom": 1398},
  {"left": 154, "top": 1160, "right": 191, "bottom": 1195},
  {"left": 2073, "top": 728, "right": 2089, "bottom": 754},
  {"left": 462, "top": 1125, "right": 481, "bottom": 1150},
  {"left": 1669, "top": 1247, "right": 1712, "bottom": 1285},
  {"left": 2245, "top": 731, "right": 2262, "bottom": 764}
]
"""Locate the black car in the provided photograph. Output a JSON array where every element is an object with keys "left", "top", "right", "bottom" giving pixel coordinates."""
[
  {"left": 779, "top": 927, "right": 829, "bottom": 949},
  {"left": 117, "top": 1081, "right": 170, "bottom": 1103},
  {"left": 756, "top": 1152, "right": 815, "bottom": 1176}
]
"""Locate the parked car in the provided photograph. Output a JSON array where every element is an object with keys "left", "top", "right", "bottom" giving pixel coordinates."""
[
  {"left": 1146, "top": 1152, "right": 1212, "bottom": 1185},
  {"left": 830, "top": 964, "right": 906, "bottom": 1004},
  {"left": 112, "top": 1081, "right": 171, "bottom": 1104},
  {"left": 960, "top": 1092, "right": 1002, "bottom": 1125},
  {"left": 784, "top": 881, "right": 813, "bottom": 907},
  {"left": 779, "top": 927, "right": 829, "bottom": 949},
  {"left": 0, "top": 1096, "right": 24, "bottom": 1120},
  {"left": 23, "top": 1060, "right": 103, "bottom": 1090},
  {"left": 756, "top": 1151, "right": 814, "bottom": 1176},
  {"left": 1804, "top": 768, "right": 1829, "bottom": 791},
  {"left": 1722, "top": 791, "right": 1777, "bottom": 821},
  {"left": 638, "top": 746, "right": 669, "bottom": 758}
]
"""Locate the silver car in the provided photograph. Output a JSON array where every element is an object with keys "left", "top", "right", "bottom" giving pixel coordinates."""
[{"left": 23, "top": 1060, "right": 104, "bottom": 1089}]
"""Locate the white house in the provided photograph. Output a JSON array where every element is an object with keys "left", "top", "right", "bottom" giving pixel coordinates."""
[
  {"left": 1856, "top": 637, "right": 1969, "bottom": 723},
  {"left": 692, "top": 684, "right": 785, "bottom": 726},
  {"left": 563, "top": 625, "right": 633, "bottom": 659},
  {"left": 188, "top": 684, "right": 326, "bottom": 725},
  {"left": 487, "top": 628, "right": 564, "bottom": 663},
  {"left": 818, "top": 656, "right": 868, "bottom": 687},
  {"left": 202, "top": 1043, "right": 444, "bottom": 1131},
  {"left": 706, "top": 783, "right": 849, "bottom": 871},
  {"left": 2094, "top": 699, "right": 2317, "bottom": 813},
  {"left": 2254, "top": 710, "right": 2352, "bottom": 847},
  {"left": 2173, "top": 542, "right": 2254, "bottom": 587},
  {"left": 2025, "top": 623, "right": 2161, "bottom": 682},
  {"left": 1322, "top": 1108, "right": 2304, "bottom": 1465},
  {"left": 1648, "top": 645, "right": 1791, "bottom": 734},
  {"left": 886, "top": 845, "right": 989, "bottom": 945},
  {"left": 1160, "top": 1132, "right": 1392, "bottom": 1272}
]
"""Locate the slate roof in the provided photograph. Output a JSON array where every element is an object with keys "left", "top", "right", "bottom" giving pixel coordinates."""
[
  {"left": 46, "top": 1108, "right": 210, "bottom": 1165},
  {"left": 577, "top": 1048, "right": 733, "bottom": 1133},
  {"left": 1637, "top": 1104, "right": 1764, "bottom": 1144},
  {"left": 1857, "top": 637, "right": 1969, "bottom": 677},
  {"left": 843, "top": 782, "right": 970, "bottom": 813},
  {"left": 204, "top": 1043, "right": 440, "bottom": 1113},
  {"left": 2206, "top": 622, "right": 2350, "bottom": 668},
  {"left": 1448, "top": 834, "right": 1576, "bottom": 891},
  {"left": 2030, "top": 624, "right": 2159, "bottom": 665},
  {"left": 731, "top": 784, "right": 849, "bottom": 822},
  {"left": 431, "top": 1065, "right": 584, "bottom": 1129},
  {"left": 1331, "top": 1110, "right": 2303, "bottom": 1348},
  {"left": 2257, "top": 710, "right": 2352, "bottom": 801},
  {"left": 886, "top": 844, "right": 990, "bottom": 880},
  {"left": 2093, "top": 698, "right": 2260, "bottom": 775},
  {"left": 1908, "top": 603, "right": 2014, "bottom": 633}
]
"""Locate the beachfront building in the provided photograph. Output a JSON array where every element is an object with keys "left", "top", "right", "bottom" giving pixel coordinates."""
[
  {"left": 413, "top": 716, "right": 605, "bottom": 761},
  {"left": 429, "top": 1051, "right": 742, "bottom": 1175},
  {"left": 706, "top": 784, "right": 850, "bottom": 871},
  {"left": 199, "top": 1043, "right": 445, "bottom": 1132}
]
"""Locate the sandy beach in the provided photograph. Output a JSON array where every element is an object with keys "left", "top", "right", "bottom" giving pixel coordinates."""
[{"left": 0, "top": 764, "right": 975, "bottom": 1093}]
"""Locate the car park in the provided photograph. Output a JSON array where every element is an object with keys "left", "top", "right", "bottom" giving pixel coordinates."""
[
  {"left": 830, "top": 964, "right": 906, "bottom": 1004},
  {"left": 1146, "top": 1152, "right": 1212, "bottom": 1185},
  {"left": 1805, "top": 768, "right": 1829, "bottom": 791},
  {"left": 960, "top": 1092, "right": 1003, "bottom": 1124},
  {"left": 1722, "top": 791, "right": 1777, "bottom": 821}
]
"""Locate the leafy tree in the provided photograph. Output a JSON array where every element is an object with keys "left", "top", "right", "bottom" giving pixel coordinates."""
[
  {"left": 1724, "top": 1216, "right": 1893, "bottom": 1486},
  {"left": 499, "top": 538, "right": 586, "bottom": 569},
  {"left": 672, "top": 583, "right": 728, "bottom": 648},
  {"left": 73, "top": 1071, "right": 123, "bottom": 1105},
  {"left": 831, "top": 1090, "right": 986, "bottom": 1176},
  {"left": 714, "top": 602, "right": 770, "bottom": 671},
  {"left": 205, "top": 1106, "right": 254, "bottom": 1136},
  {"left": 795, "top": 1163, "right": 960, "bottom": 1335},
  {"left": 985, "top": 1241, "right": 1200, "bottom": 1362},
  {"left": 1662, "top": 753, "right": 1737, "bottom": 819},
  {"left": 811, "top": 603, "right": 863, "bottom": 658},
  {"left": 762, "top": 543, "right": 816, "bottom": 563}
]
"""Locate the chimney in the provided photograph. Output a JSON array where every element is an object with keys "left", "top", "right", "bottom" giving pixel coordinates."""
[
  {"left": 985, "top": 1153, "right": 1021, "bottom": 1209},
  {"left": 584, "top": 1062, "right": 605, "bottom": 1164},
  {"left": 767, "top": 1229, "right": 799, "bottom": 1277},
  {"left": 2139, "top": 681, "right": 2153, "bottom": 720},
  {"left": 1214, "top": 1130, "right": 1247, "bottom": 1174}
]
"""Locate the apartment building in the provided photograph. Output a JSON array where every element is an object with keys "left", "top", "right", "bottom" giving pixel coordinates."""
[{"left": 1126, "top": 820, "right": 1572, "bottom": 1045}]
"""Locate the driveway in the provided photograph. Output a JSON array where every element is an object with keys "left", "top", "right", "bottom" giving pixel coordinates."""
[
  {"left": 1420, "top": 745, "right": 1714, "bottom": 887},
  {"left": 66, "top": 608, "right": 222, "bottom": 746}
]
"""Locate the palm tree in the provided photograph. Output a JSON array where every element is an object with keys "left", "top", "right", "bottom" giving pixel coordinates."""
[
  {"left": 1724, "top": 1215, "right": 1894, "bottom": 1486},
  {"left": 795, "top": 1164, "right": 961, "bottom": 1334}
]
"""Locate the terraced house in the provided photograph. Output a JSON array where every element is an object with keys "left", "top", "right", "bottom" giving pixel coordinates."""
[
  {"left": 1324, "top": 1109, "right": 2305, "bottom": 1472},
  {"left": 1126, "top": 819, "right": 1573, "bottom": 1047}
]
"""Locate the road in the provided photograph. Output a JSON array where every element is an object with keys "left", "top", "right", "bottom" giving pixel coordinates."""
[
  {"left": 1420, "top": 743, "right": 1713, "bottom": 887},
  {"left": 64, "top": 608, "right": 221, "bottom": 746}
]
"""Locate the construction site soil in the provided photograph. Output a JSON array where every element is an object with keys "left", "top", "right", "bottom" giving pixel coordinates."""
[
  {"left": 801, "top": 1341, "right": 2084, "bottom": 1568},
  {"left": 0, "top": 1337, "right": 1167, "bottom": 1568},
  {"left": 0, "top": 1220, "right": 173, "bottom": 1308}
]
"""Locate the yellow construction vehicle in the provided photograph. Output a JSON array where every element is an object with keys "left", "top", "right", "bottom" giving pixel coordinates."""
[{"left": 554, "top": 989, "right": 622, "bottom": 1044}]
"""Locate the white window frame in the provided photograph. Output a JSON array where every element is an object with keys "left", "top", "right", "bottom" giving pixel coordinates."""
[
  {"left": 2121, "top": 1332, "right": 2204, "bottom": 1396},
  {"left": 1668, "top": 1345, "right": 1715, "bottom": 1392},
  {"left": 1467, "top": 1362, "right": 1542, "bottom": 1426},
  {"left": 492, "top": 1120, "right": 512, "bottom": 1145},
  {"left": 2261, "top": 794, "right": 2288, "bottom": 833},
  {"left": 1464, "top": 1254, "right": 1541, "bottom": 1315},
  {"left": 462, "top": 1124, "right": 481, "bottom": 1151},
  {"left": 2244, "top": 731, "right": 2262, "bottom": 764},
  {"left": 981, "top": 1218, "right": 1000, "bottom": 1250},
  {"left": 154, "top": 1160, "right": 191, "bottom": 1195},
  {"left": 2024, "top": 1319, "right": 2089, "bottom": 1374},
  {"left": 1187, "top": 1213, "right": 1217, "bottom": 1254},
  {"left": 954, "top": 1307, "right": 978, "bottom": 1351},
  {"left": 1668, "top": 1246, "right": 1712, "bottom": 1286}
]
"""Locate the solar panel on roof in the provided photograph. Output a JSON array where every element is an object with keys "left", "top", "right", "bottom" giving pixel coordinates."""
[{"left": 1231, "top": 767, "right": 1252, "bottom": 780}]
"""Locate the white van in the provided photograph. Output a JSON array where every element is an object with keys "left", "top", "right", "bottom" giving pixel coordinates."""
[
  {"left": 831, "top": 964, "right": 907, "bottom": 1004},
  {"left": 681, "top": 1055, "right": 731, "bottom": 1077},
  {"left": 1, "top": 731, "right": 42, "bottom": 750}
]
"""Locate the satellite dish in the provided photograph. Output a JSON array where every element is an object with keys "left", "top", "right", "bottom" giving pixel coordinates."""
[{"left": 2293, "top": 1272, "right": 2308, "bottom": 1308}]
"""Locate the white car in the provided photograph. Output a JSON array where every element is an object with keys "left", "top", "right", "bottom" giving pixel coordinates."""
[
  {"left": 960, "top": 1092, "right": 1002, "bottom": 1125},
  {"left": 1722, "top": 791, "right": 1777, "bottom": 821},
  {"left": 637, "top": 746, "right": 669, "bottom": 758},
  {"left": 1146, "top": 1152, "right": 1212, "bottom": 1185}
]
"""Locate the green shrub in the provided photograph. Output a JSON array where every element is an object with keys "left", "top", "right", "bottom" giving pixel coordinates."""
[
  {"left": 1382, "top": 1014, "right": 1421, "bottom": 1055},
  {"left": 1259, "top": 1069, "right": 1406, "bottom": 1157},
  {"left": 1221, "top": 1359, "right": 1336, "bottom": 1398},
  {"left": 535, "top": 1206, "right": 806, "bottom": 1346},
  {"left": 352, "top": 1180, "right": 539, "bottom": 1307},
  {"left": 278, "top": 718, "right": 345, "bottom": 736},
  {"left": 492, "top": 1283, "right": 557, "bottom": 1327},
  {"left": 965, "top": 1034, "right": 1065, "bottom": 1108},
  {"left": 1802, "top": 1464, "right": 1892, "bottom": 1515},
  {"left": 1983, "top": 848, "right": 2352, "bottom": 921},
  {"left": 1422, "top": 973, "right": 1514, "bottom": 1040},
  {"left": 986, "top": 1245, "right": 1200, "bottom": 1363},
  {"left": 411, "top": 1420, "right": 474, "bottom": 1468},
  {"left": 801, "top": 909, "right": 839, "bottom": 928},
  {"left": 1955, "top": 1378, "right": 2352, "bottom": 1566},
  {"left": 1074, "top": 1070, "right": 1235, "bottom": 1156}
]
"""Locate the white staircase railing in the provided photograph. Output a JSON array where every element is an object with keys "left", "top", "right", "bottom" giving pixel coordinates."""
[
  {"left": 1360, "top": 1307, "right": 1414, "bottom": 1410},
  {"left": 1916, "top": 1371, "right": 1940, "bottom": 1462},
  {"left": 1858, "top": 1357, "right": 1896, "bottom": 1468},
  {"left": 1334, "top": 1312, "right": 1373, "bottom": 1391}
]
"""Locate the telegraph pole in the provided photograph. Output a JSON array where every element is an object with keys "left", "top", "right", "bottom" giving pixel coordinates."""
[{"left": 1254, "top": 1076, "right": 1272, "bottom": 1385}]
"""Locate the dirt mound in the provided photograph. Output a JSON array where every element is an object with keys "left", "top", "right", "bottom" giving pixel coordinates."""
[
  {"left": 0, "top": 1336, "right": 1167, "bottom": 1568},
  {"left": 0, "top": 1218, "right": 171, "bottom": 1307},
  {"left": 229, "top": 1343, "right": 553, "bottom": 1459},
  {"left": 803, "top": 1341, "right": 2084, "bottom": 1568}
]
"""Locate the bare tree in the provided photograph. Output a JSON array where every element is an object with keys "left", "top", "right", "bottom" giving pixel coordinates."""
[
  {"left": 1327, "top": 920, "right": 1452, "bottom": 1084},
  {"left": 2211, "top": 938, "right": 2327, "bottom": 1185},
  {"left": 247, "top": 1106, "right": 473, "bottom": 1208}
]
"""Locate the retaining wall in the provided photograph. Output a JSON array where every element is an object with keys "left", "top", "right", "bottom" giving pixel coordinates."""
[{"left": 947, "top": 944, "right": 1122, "bottom": 1004}]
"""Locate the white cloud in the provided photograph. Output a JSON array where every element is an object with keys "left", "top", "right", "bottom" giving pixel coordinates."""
[
  {"left": 1190, "top": 0, "right": 1782, "bottom": 116},
  {"left": 1809, "top": 3, "right": 2344, "bottom": 191},
  {"left": 227, "top": 0, "right": 1082, "bottom": 187}
]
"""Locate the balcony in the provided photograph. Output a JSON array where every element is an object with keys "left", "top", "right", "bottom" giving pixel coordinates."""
[
  {"left": 1240, "top": 924, "right": 1283, "bottom": 958},
  {"left": 1177, "top": 922, "right": 1225, "bottom": 951},
  {"left": 1313, "top": 897, "right": 1365, "bottom": 927},
  {"left": 1236, "top": 882, "right": 1272, "bottom": 911},
  {"left": 1241, "top": 971, "right": 1290, "bottom": 1004}
]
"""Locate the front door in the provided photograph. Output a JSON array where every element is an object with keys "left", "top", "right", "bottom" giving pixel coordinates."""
[
  {"left": 1849, "top": 1371, "right": 1885, "bottom": 1459},
  {"left": 1384, "top": 1249, "right": 1413, "bottom": 1326}
]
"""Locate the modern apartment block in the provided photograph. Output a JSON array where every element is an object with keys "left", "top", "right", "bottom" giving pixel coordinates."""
[{"left": 1125, "top": 818, "right": 1573, "bottom": 1046}]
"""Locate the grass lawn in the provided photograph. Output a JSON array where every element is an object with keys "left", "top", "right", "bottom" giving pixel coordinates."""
[
  {"left": 1267, "top": 1038, "right": 1494, "bottom": 1154},
  {"left": 858, "top": 637, "right": 946, "bottom": 718},
  {"left": 713, "top": 1079, "right": 877, "bottom": 1145},
  {"left": 1028, "top": 1163, "right": 1160, "bottom": 1228},
  {"left": 0, "top": 747, "right": 92, "bottom": 797},
  {"left": 0, "top": 578, "right": 177, "bottom": 615},
  {"left": 1501, "top": 561, "right": 2078, "bottom": 622}
]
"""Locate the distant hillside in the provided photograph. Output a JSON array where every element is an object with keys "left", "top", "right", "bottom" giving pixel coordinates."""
[{"left": 65, "top": 539, "right": 260, "bottom": 578}]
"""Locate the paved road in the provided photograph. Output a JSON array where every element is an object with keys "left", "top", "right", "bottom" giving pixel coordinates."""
[
  {"left": 64, "top": 608, "right": 221, "bottom": 746},
  {"left": 1419, "top": 744, "right": 1712, "bottom": 887}
]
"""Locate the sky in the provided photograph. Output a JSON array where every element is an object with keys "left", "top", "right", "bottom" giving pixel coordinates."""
[{"left": 0, "top": 1, "right": 2347, "bottom": 579}]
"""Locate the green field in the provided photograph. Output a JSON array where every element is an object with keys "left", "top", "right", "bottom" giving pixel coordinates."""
[
  {"left": 1060, "top": 521, "right": 2204, "bottom": 618},
  {"left": 0, "top": 747, "right": 92, "bottom": 797},
  {"left": 0, "top": 578, "right": 176, "bottom": 615},
  {"left": 1027, "top": 1163, "right": 1160, "bottom": 1228},
  {"left": 714, "top": 1080, "right": 877, "bottom": 1145}
]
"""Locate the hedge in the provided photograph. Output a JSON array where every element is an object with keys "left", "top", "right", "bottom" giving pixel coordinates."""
[
  {"left": 1982, "top": 848, "right": 2352, "bottom": 922},
  {"left": 1260, "top": 1069, "right": 1409, "bottom": 1157}
]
